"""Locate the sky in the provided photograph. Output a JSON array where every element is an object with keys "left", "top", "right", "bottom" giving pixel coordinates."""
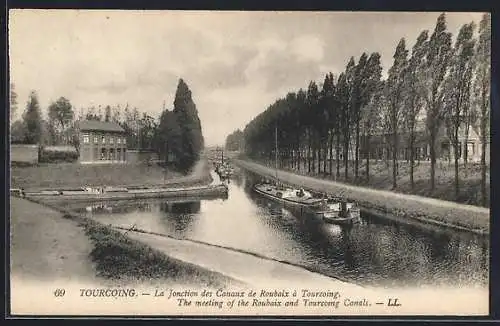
[{"left": 9, "top": 10, "right": 485, "bottom": 146}]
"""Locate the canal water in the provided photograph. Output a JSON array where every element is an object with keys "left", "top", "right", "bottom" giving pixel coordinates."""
[{"left": 68, "top": 170, "right": 489, "bottom": 288}]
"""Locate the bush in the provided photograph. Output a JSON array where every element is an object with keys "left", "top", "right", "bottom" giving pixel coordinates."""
[{"left": 39, "top": 148, "right": 79, "bottom": 163}]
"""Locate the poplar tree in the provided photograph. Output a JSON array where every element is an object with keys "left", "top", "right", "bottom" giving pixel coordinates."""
[
  {"left": 404, "top": 30, "right": 429, "bottom": 190},
  {"left": 420, "top": 13, "right": 452, "bottom": 191},
  {"left": 23, "top": 91, "right": 43, "bottom": 144},
  {"left": 173, "top": 78, "right": 205, "bottom": 171},
  {"left": 473, "top": 13, "right": 491, "bottom": 206},
  {"left": 386, "top": 38, "right": 408, "bottom": 189},
  {"left": 445, "top": 22, "right": 476, "bottom": 199}
]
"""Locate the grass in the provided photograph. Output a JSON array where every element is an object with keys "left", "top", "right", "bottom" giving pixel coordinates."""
[
  {"left": 11, "top": 161, "right": 212, "bottom": 191},
  {"left": 82, "top": 220, "right": 233, "bottom": 287},
  {"left": 270, "top": 159, "right": 490, "bottom": 208}
]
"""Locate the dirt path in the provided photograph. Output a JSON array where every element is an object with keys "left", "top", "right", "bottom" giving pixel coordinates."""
[{"left": 10, "top": 196, "right": 101, "bottom": 283}]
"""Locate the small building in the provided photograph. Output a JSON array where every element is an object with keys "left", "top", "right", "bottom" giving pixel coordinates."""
[{"left": 77, "top": 120, "right": 127, "bottom": 164}]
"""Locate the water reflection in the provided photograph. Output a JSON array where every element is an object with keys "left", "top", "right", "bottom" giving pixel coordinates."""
[{"left": 68, "top": 170, "right": 489, "bottom": 288}]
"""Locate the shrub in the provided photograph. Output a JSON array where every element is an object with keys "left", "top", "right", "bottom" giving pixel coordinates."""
[{"left": 39, "top": 147, "right": 79, "bottom": 163}]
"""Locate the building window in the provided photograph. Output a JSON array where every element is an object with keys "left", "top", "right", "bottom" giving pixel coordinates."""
[
  {"left": 117, "top": 148, "right": 122, "bottom": 161},
  {"left": 83, "top": 134, "right": 89, "bottom": 144},
  {"left": 122, "top": 138, "right": 126, "bottom": 145},
  {"left": 117, "top": 138, "right": 121, "bottom": 144},
  {"left": 102, "top": 136, "right": 106, "bottom": 144},
  {"left": 101, "top": 148, "right": 106, "bottom": 160},
  {"left": 94, "top": 136, "right": 99, "bottom": 143},
  {"left": 110, "top": 137, "right": 114, "bottom": 144},
  {"left": 109, "top": 148, "right": 114, "bottom": 160}
]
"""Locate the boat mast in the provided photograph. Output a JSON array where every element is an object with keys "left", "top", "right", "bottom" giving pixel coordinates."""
[{"left": 275, "top": 124, "right": 278, "bottom": 186}]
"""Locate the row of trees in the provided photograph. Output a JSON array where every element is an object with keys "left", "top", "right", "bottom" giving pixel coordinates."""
[
  {"left": 10, "top": 79, "right": 205, "bottom": 172},
  {"left": 10, "top": 90, "right": 157, "bottom": 150},
  {"left": 239, "top": 13, "right": 490, "bottom": 205},
  {"left": 225, "top": 129, "right": 244, "bottom": 151}
]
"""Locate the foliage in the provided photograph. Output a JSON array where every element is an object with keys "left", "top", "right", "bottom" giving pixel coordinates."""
[
  {"left": 48, "top": 97, "right": 74, "bottom": 145},
  {"left": 10, "top": 120, "right": 27, "bottom": 144},
  {"left": 473, "top": 13, "right": 491, "bottom": 206},
  {"left": 10, "top": 83, "right": 18, "bottom": 123},
  {"left": 225, "top": 129, "right": 244, "bottom": 151},
  {"left": 385, "top": 38, "right": 409, "bottom": 188},
  {"left": 22, "top": 91, "right": 43, "bottom": 144},
  {"left": 38, "top": 147, "right": 79, "bottom": 163},
  {"left": 171, "top": 79, "right": 205, "bottom": 171},
  {"left": 235, "top": 12, "right": 489, "bottom": 198}
]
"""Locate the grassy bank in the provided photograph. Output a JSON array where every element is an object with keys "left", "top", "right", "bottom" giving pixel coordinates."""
[
  {"left": 255, "top": 158, "right": 489, "bottom": 208},
  {"left": 11, "top": 160, "right": 212, "bottom": 191},
  {"left": 82, "top": 220, "right": 235, "bottom": 287},
  {"left": 237, "top": 159, "right": 489, "bottom": 235}
]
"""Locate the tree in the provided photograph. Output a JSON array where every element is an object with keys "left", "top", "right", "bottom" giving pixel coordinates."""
[
  {"left": 112, "top": 105, "right": 121, "bottom": 124},
  {"left": 473, "top": 13, "right": 491, "bottom": 206},
  {"left": 342, "top": 57, "right": 357, "bottom": 180},
  {"left": 225, "top": 129, "right": 244, "bottom": 151},
  {"left": 337, "top": 71, "right": 351, "bottom": 179},
  {"left": 404, "top": 30, "right": 429, "bottom": 190},
  {"left": 10, "top": 120, "right": 26, "bottom": 143},
  {"left": 173, "top": 78, "right": 205, "bottom": 171},
  {"left": 360, "top": 53, "right": 383, "bottom": 182},
  {"left": 22, "top": 91, "right": 43, "bottom": 144},
  {"left": 154, "top": 110, "right": 182, "bottom": 165},
  {"left": 48, "top": 97, "right": 74, "bottom": 144},
  {"left": 351, "top": 52, "right": 368, "bottom": 180},
  {"left": 306, "top": 81, "right": 320, "bottom": 173},
  {"left": 420, "top": 13, "right": 452, "bottom": 191},
  {"left": 139, "top": 112, "right": 157, "bottom": 149},
  {"left": 386, "top": 38, "right": 409, "bottom": 189},
  {"left": 445, "top": 22, "right": 476, "bottom": 200},
  {"left": 321, "top": 73, "right": 336, "bottom": 175},
  {"left": 10, "top": 83, "right": 18, "bottom": 124},
  {"left": 85, "top": 106, "right": 100, "bottom": 121}
]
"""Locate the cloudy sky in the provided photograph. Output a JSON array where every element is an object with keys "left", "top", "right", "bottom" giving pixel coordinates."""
[{"left": 9, "top": 10, "right": 484, "bottom": 146}]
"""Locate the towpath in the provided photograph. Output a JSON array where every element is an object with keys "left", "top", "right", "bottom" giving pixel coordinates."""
[
  {"left": 114, "top": 227, "right": 362, "bottom": 290},
  {"left": 10, "top": 196, "right": 100, "bottom": 283}
]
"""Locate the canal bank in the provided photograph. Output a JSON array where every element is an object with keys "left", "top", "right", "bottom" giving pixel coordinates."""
[
  {"left": 10, "top": 196, "right": 243, "bottom": 289},
  {"left": 12, "top": 190, "right": 364, "bottom": 290},
  {"left": 235, "top": 159, "right": 490, "bottom": 235}
]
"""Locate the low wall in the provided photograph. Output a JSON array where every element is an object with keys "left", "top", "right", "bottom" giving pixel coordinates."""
[
  {"left": 10, "top": 144, "right": 38, "bottom": 165},
  {"left": 127, "top": 150, "right": 159, "bottom": 164}
]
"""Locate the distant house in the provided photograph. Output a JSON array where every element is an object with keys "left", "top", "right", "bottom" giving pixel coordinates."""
[
  {"left": 76, "top": 120, "right": 127, "bottom": 164},
  {"left": 357, "top": 122, "right": 488, "bottom": 163}
]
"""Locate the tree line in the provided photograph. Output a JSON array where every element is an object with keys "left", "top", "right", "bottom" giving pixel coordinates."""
[
  {"left": 238, "top": 13, "right": 490, "bottom": 205},
  {"left": 225, "top": 129, "right": 244, "bottom": 151},
  {"left": 10, "top": 78, "right": 204, "bottom": 172}
]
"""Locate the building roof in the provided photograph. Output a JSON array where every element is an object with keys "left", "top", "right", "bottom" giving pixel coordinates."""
[{"left": 77, "top": 120, "right": 125, "bottom": 133}]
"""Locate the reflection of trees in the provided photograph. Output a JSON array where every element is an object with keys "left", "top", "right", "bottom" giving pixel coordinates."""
[
  {"left": 159, "top": 201, "right": 201, "bottom": 214},
  {"left": 159, "top": 201, "right": 201, "bottom": 235}
]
